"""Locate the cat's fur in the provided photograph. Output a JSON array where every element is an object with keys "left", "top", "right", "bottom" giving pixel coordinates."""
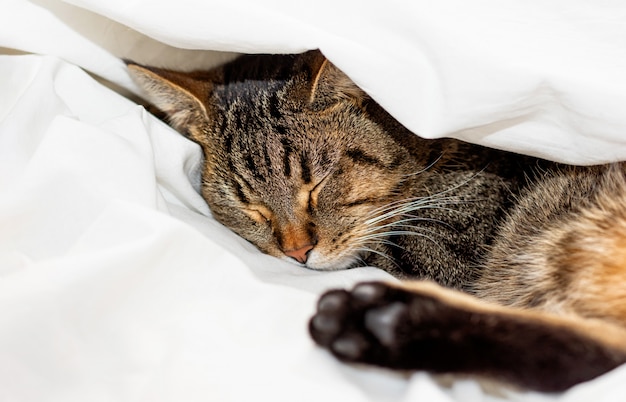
[{"left": 127, "top": 50, "right": 626, "bottom": 392}]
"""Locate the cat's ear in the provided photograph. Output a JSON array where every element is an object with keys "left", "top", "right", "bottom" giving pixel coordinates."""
[
  {"left": 305, "top": 51, "right": 368, "bottom": 110},
  {"left": 126, "top": 61, "right": 212, "bottom": 133}
]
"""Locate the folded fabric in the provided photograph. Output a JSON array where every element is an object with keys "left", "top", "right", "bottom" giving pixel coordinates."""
[
  {"left": 2, "top": 0, "right": 626, "bottom": 163},
  {"left": 2, "top": 1, "right": 626, "bottom": 401}
]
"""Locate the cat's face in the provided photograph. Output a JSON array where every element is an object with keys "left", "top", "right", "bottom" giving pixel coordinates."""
[
  {"left": 128, "top": 51, "right": 424, "bottom": 270},
  {"left": 201, "top": 97, "right": 416, "bottom": 270}
]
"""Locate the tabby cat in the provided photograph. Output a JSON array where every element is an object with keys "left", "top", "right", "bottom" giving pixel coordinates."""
[{"left": 127, "top": 50, "right": 626, "bottom": 392}]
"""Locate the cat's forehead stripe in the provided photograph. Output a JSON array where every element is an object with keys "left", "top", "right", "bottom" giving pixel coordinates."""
[
  {"left": 274, "top": 123, "right": 288, "bottom": 135},
  {"left": 244, "top": 153, "right": 266, "bottom": 183},
  {"left": 281, "top": 137, "right": 293, "bottom": 177},
  {"left": 232, "top": 179, "right": 249, "bottom": 204},
  {"left": 345, "top": 149, "right": 387, "bottom": 169},
  {"left": 268, "top": 92, "right": 282, "bottom": 120},
  {"left": 263, "top": 146, "right": 274, "bottom": 177},
  {"left": 299, "top": 153, "right": 312, "bottom": 184}
]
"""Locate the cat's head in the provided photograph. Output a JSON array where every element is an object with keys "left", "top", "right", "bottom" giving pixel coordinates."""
[{"left": 128, "top": 50, "right": 428, "bottom": 270}]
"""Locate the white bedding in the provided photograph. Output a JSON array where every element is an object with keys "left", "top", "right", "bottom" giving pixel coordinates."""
[{"left": 1, "top": 1, "right": 626, "bottom": 401}]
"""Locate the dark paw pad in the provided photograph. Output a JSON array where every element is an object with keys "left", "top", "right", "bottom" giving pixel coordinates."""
[
  {"left": 364, "top": 302, "right": 408, "bottom": 347},
  {"left": 309, "top": 282, "right": 410, "bottom": 364}
]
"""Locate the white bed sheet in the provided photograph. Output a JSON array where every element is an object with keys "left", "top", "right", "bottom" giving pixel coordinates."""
[{"left": 1, "top": 1, "right": 626, "bottom": 401}]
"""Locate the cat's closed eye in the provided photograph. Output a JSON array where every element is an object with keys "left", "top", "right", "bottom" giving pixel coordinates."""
[
  {"left": 307, "top": 174, "right": 330, "bottom": 211},
  {"left": 243, "top": 206, "right": 273, "bottom": 224}
]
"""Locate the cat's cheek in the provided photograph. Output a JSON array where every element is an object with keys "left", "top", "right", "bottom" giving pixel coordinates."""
[{"left": 253, "top": 240, "right": 286, "bottom": 260}]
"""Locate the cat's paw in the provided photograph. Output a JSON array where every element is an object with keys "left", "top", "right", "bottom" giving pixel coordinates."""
[
  {"left": 310, "top": 280, "right": 626, "bottom": 392},
  {"left": 309, "top": 281, "right": 456, "bottom": 369}
]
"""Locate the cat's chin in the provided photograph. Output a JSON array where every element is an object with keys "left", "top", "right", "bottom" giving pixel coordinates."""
[
  {"left": 301, "top": 251, "right": 360, "bottom": 271},
  {"left": 278, "top": 250, "right": 358, "bottom": 271}
]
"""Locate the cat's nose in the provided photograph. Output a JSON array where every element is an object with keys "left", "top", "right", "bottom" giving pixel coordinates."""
[{"left": 284, "top": 244, "right": 315, "bottom": 264}]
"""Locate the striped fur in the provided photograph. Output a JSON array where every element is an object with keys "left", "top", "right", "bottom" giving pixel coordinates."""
[{"left": 128, "top": 50, "right": 626, "bottom": 392}]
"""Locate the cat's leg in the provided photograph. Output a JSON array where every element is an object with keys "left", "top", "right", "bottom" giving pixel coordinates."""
[{"left": 309, "top": 280, "right": 626, "bottom": 392}]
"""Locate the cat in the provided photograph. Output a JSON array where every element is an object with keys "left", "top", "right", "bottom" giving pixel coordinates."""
[{"left": 127, "top": 50, "right": 626, "bottom": 392}]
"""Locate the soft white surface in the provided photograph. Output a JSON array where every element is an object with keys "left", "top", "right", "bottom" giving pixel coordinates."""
[
  {"left": 1, "top": 1, "right": 626, "bottom": 401},
  {"left": 4, "top": 0, "right": 626, "bottom": 164}
]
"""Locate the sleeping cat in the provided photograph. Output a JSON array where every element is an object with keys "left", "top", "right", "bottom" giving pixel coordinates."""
[{"left": 127, "top": 50, "right": 626, "bottom": 392}]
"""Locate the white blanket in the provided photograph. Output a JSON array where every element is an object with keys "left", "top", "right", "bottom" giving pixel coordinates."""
[{"left": 1, "top": 1, "right": 626, "bottom": 401}]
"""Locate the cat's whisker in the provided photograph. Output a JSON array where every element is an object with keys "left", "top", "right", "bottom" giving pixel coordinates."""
[
  {"left": 356, "top": 237, "right": 403, "bottom": 249},
  {"left": 366, "top": 193, "right": 435, "bottom": 214},
  {"left": 365, "top": 199, "right": 464, "bottom": 226},
  {"left": 360, "top": 217, "right": 451, "bottom": 236},
  {"left": 357, "top": 230, "right": 443, "bottom": 250},
  {"left": 366, "top": 193, "right": 460, "bottom": 218},
  {"left": 348, "top": 227, "right": 408, "bottom": 269},
  {"left": 391, "top": 201, "right": 463, "bottom": 218},
  {"left": 354, "top": 213, "right": 448, "bottom": 252},
  {"left": 365, "top": 199, "right": 451, "bottom": 223},
  {"left": 353, "top": 254, "right": 369, "bottom": 267},
  {"left": 353, "top": 246, "right": 401, "bottom": 270},
  {"left": 357, "top": 237, "right": 412, "bottom": 258},
  {"left": 349, "top": 226, "right": 398, "bottom": 246},
  {"left": 361, "top": 224, "right": 449, "bottom": 241},
  {"left": 399, "top": 154, "right": 444, "bottom": 178},
  {"left": 367, "top": 189, "right": 468, "bottom": 216}
]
